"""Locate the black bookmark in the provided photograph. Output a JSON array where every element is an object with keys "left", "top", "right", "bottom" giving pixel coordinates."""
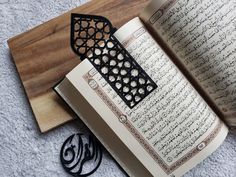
[{"left": 71, "top": 13, "right": 157, "bottom": 108}]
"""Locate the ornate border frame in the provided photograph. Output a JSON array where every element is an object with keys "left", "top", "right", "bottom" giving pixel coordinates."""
[{"left": 83, "top": 71, "right": 223, "bottom": 174}]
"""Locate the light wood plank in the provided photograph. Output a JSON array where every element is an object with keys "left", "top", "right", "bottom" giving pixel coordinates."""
[{"left": 7, "top": 0, "right": 149, "bottom": 132}]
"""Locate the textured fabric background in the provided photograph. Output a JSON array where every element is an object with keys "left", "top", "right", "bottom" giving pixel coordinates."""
[{"left": 0, "top": 0, "right": 236, "bottom": 177}]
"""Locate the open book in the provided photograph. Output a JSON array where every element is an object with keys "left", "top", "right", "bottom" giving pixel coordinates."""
[{"left": 54, "top": 0, "right": 236, "bottom": 176}]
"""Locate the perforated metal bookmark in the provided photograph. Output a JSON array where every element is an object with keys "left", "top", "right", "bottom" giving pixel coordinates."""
[{"left": 71, "top": 13, "right": 157, "bottom": 108}]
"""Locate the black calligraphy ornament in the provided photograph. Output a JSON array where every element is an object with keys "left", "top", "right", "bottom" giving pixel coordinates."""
[
  {"left": 60, "top": 133, "right": 103, "bottom": 177},
  {"left": 70, "top": 13, "right": 157, "bottom": 108}
]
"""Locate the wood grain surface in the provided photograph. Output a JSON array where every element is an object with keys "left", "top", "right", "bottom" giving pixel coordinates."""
[{"left": 7, "top": 0, "right": 149, "bottom": 132}]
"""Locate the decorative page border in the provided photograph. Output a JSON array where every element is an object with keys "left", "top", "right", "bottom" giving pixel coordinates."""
[
  {"left": 149, "top": 0, "right": 178, "bottom": 24},
  {"left": 83, "top": 71, "right": 223, "bottom": 175}
]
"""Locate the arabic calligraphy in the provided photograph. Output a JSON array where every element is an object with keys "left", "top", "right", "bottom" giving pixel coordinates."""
[
  {"left": 60, "top": 133, "right": 102, "bottom": 177},
  {"left": 154, "top": 0, "right": 236, "bottom": 113},
  {"left": 84, "top": 23, "right": 221, "bottom": 174}
]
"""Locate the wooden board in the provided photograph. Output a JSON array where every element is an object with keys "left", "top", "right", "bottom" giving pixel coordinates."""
[{"left": 7, "top": 0, "right": 149, "bottom": 132}]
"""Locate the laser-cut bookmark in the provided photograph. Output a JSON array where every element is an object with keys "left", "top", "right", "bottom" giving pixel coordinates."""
[{"left": 71, "top": 14, "right": 157, "bottom": 108}]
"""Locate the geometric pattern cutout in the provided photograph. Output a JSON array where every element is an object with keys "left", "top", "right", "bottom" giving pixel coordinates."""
[{"left": 71, "top": 13, "right": 157, "bottom": 108}]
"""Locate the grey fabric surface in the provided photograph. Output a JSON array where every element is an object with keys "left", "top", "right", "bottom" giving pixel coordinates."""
[{"left": 0, "top": 0, "right": 236, "bottom": 177}]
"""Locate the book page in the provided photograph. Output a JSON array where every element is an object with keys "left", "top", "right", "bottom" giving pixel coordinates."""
[
  {"left": 66, "top": 18, "right": 228, "bottom": 177},
  {"left": 140, "top": 0, "right": 236, "bottom": 126},
  {"left": 54, "top": 78, "right": 153, "bottom": 177}
]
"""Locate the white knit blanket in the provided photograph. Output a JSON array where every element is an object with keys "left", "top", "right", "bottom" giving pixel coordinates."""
[{"left": 0, "top": 0, "right": 236, "bottom": 176}]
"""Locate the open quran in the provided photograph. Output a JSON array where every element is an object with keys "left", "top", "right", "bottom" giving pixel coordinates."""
[{"left": 54, "top": 0, "right": 236, "bottom": 176}]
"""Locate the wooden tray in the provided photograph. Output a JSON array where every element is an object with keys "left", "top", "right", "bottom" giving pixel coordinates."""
[{"left": 7, "top": 0, "right": 149, "bottom": 132}]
